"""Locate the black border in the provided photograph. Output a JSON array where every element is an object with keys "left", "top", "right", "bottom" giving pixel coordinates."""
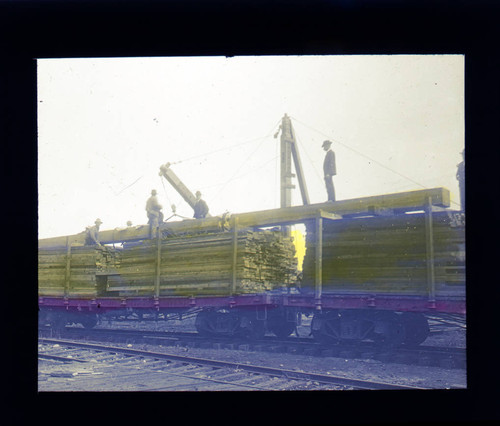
[{"left": 2, "top": 0, "right": 500, "bottom": 424}]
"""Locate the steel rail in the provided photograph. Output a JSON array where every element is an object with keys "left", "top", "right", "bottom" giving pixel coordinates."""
[
  {"left": 39, "top": 338, "right": 427, "bottom": 390},
  {"left": 40, "top": 325, "right": 466, "bottom": 357},
  {"left": 38, "top": 343, "right": 270, "bottom": 390},
  {"left": 38, "top": 353, "right": 87, "bottom": 363}
]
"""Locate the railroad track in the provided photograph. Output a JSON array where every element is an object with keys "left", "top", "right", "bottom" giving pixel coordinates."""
[
  {"left": 38, "top": 338, "right": 427, "bottom": 391},
  {"left": 39, "top": 325, "right": 466, "bottom": 370}
]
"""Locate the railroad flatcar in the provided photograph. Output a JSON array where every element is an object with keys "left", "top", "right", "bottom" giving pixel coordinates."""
[
  {"left": 38, "top": 187, "right": 465, "bottom": 346},
  {"left": 301, "top": 209, "right": 465, "bottom": 345}
]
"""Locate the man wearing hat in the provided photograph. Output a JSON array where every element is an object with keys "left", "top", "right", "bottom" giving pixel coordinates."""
[
  {"left": 146, "top": 189, "right": 164, "bottom": 228},
  {"left": 85, "top": 218, "right": 103, "bottom": 246},
  {"left": 193, "top": 190, "right": 209, "bottom": 219},
  {"left": 322, "top": 140, "right": 337, "bottom": 202}
]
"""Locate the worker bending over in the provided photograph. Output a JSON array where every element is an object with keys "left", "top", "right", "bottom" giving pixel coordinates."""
[{"left": 85, "top": 218, "right": 103, "bottom": 246}]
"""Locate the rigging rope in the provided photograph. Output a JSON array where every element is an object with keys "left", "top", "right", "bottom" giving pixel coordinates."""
[
  {"left": 160, "top": 175, "right": 173, "bottom": 208},
  {"left": 290, "top": 116, "right": 429, "bottom": 189},
  {"left": 198, "top": 155, "right": 279, "bottom": 191},
  {"left": 168, "top": 135, "right": 268, "bottom": 166},
  {"left": 295, "top": 132, "right": 325, "bottom": 188},
  {"left": 208, "top": 136, "right": 270, "bottom": 204},
  {"left": 206, "top": 121, "right": 281, "bottom": 205},
  {"left": 111, "top": 175, "right": 143, "bottom": 196},
  {"left": 290, "top": 116, "right": 461, "bottom": 208},
  {"left": 167, "top": 118, "right": 282, "bottom": 166}
]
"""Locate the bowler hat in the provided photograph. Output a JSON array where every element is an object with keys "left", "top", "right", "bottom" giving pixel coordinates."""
[{"left": 322, "top": 140, "right": 332, "bottom": 148}]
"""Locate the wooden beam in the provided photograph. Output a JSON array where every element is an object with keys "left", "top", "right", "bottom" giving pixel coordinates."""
[
  {"left": 424, "top": 196, "right": 436, "bottom": 307},
  {"left": 317, "top": 210, "right": 342, "bottom": 221},
  {"left": 64, "top": 236, "right": 71, "bottom": 297},
  {"left": 39, "top": 187, "right": 451, "bottom": 248},
  {"left": 280, "top": 114, "right": 294, "bottom": 210},
  {"left": 159, "top": 163, "right": 197, "bottom": 209},
  {"left": 231, "top": 217, "right": 239, "bottom": 296},
  {"left": 315, "top": 217, "right": 323, "bottom": 310},
  {"left": 154, "top": 226, "right": 162, "bottom": 299}
]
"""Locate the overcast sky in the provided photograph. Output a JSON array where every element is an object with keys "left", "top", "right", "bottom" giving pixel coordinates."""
[{"left": 37, "top": 55, "right": 464, "bottom": 239}]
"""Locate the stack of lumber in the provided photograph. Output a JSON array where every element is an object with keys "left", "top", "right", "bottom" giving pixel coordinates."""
[
  {"left": 38, "top": 245, "right": 120, "bottom": 297},
  {"left": 106, "top": 229, "right": 297, "bottom": 296},
  {"left": 95, "top": 246, "right": 121, "bottom": 272},
  {"left": 302, "top": 211, "right": 465, "bottom": 294}
]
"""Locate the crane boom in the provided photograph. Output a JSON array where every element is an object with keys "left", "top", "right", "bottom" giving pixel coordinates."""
[
  {"left": 159, "top": 163, "right": 197, "bottom": 209},
  {"left": 159, "top": 162, "right": 211, "bottom": 218}
]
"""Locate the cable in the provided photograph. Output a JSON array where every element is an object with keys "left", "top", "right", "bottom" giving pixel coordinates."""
[
  {"left": 208, "top": 136, "right": 270, "bottom": 204},
  {"left": 290, "top": 116, "right": 463, "bottom": 208},
  {"left": 294, "top": 132, "right": 325, "bottom": 188},
  {"left": 169, "top": 135, "right": 268, "bottom": 166},
  {"left": 198, "top": 155, "right": 279, "bottom": 191},
  {"left": 160, "top": 175, "right": 173, "bottom": 207},
  {"left": 168, "top": 118, "right": 283, "bottom": 166},
  {"left": 206, "top": 120, "right": 281, "bottom": 204},
  {"left": 232, "top": 155, "right": 279, "bottom": 181},
  {"left": 290, "top": 116, "right": 428, "bottom": 190},
  {"left": 111, "top": 175, "right": 143, "bottom": 196}
]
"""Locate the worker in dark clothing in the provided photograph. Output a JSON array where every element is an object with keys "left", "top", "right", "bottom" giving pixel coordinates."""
[
  {"left": 85, "top": 218, "right": 103, "bottom": 246},
  {"left": 456, "top": 149, "right": 465, "bottom": 211},
  {"left": 193, "top": 191, "right": 209, "bottom": 219},
  {"left": 146, "top": 189, "right": 164, "bottom": 228},
  {"left": 322, "top": 140, "right": 336, "bottom": 202}
]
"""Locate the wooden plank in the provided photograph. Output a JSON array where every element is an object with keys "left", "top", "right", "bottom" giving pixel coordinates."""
[
  {"left": 113, "top": 229, "right": 297, "bottom": 295},
  {"left": 315, "top": 217, "right": 322, "bottom": 309},
  {"left": 38, "top": 187, "right": 451, "bottom": 247},
  {"left": 302, "top": 209, "right": 465, "bottom": 293}
]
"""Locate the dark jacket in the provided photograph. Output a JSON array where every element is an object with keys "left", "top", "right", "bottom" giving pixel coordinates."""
[
  {"left": 456, "top": 161, "right": 465, "bottom": 183},
  {"left": 323, "top": 149, "right": 336, "bottom": 176},
  {"left": 193, "top": 199, "right": 209, "bottom": 219}
]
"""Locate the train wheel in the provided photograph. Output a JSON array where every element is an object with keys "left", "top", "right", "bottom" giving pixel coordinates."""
[
  {"left": 80, "top": 314, "right": 98, "bottom": 329},
  {"left": 51, "top": 313, "right": 68, "bottom": 331},
  {"left": 266, "top": 308, "right": 298, "bottom": 338},
  {"left": 194, "top": 310, "right": 240, "bottom": 337},
  {"left": 269, "top": 322, "right": 296, "bottom": 339},
  {"left": 400, "top": 312, "right": 429, "bottom": 346},
  {"left": 194, "top": 310, "right": 216, "bottom": 336},
  {"left": 311, "top": 313, "right": 341, "bottom": 344},
  {"left": 244, "top": 318, "right": 266, "bottom": 340},
  {"left": 372, "top": 312, "right": 405, "bottom": 347}
]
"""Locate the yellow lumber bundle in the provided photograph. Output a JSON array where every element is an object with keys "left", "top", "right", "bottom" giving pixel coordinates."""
[{"left": 107, "top": 229, "right": 297, "bottom": 296}]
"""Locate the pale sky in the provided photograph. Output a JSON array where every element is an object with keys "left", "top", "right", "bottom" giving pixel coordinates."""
[{"left": 37, "top": 55, "right": 464, "bottom": 239}]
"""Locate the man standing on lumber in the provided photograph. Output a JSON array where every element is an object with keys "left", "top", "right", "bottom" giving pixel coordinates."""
[
  {"left": 322, "top": 140, "right": 337, "bottom": 202},
  {"left": 85, "top": 218, "right": 103, "bottom": 246},
  {"left": 193, "top": 190, "right": 209, "bottom": 219},
  {"left": 146, "top": 189, "right": 164, "bottom": 230}
]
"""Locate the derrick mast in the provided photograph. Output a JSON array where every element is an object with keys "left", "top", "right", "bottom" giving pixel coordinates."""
[{"left": 276, "top": 113, "right": 310, "bottom": 235}]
